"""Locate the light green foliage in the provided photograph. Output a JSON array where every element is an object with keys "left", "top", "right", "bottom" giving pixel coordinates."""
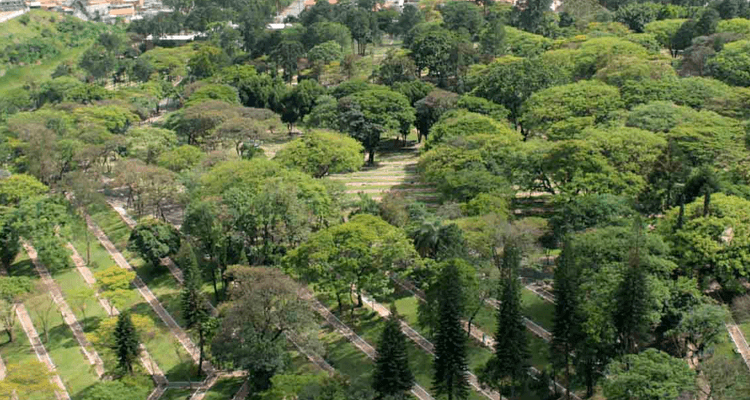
[
  {"left": 574, "top": 37, "right": 649, "bottom": 78},
  {"left": 658, "top": 194, "right": 750, "bottom": 290},
  {"left": 126, "top": 127, "right": 178, "bottom": 164},
  {"left": 623, "top": 33, "right": 662, "bottom": 52},
  {"left": 94, "top": 266, "right": 135, "bottom": 309},
  {"left": 644, "top": 19, "right": 688, "bottom": 55},
  {"left": 455, "top": 95, "right": 509, "bottom": 121},
  {"left": 0, "top": 360, "right": 57, "bottom": 398},
  {"left": 73, "top": 105, "right": 140, "bottom": 134},
  {"left": 306, "top": 22, "right": 351, "bottom": 50},
  {"left": 286, "top": 214, "right": 418, "bottom": 312},
  {"left": 76, "top": 380, "right": 151, "bottom": 400},
  {"left": 593, "top": 56, "right": 676, "bottom": 87},
  {"left": 425, "top": 110, "right": 520, "bottom": 150},
  {"left": 139, "top": 46, "right": 196, "bottom": 79},
  {"left": 520, "top": 80, "right": 622, "bottom": 136},
  {"left": 625, "top": 100, "right": 694, "bottom": 132},
  {"left": 184, "top": 83, "right": 240, "bottom": 107},
  {"left": 188, "top": 45, "right": 229, "bottom": 80},
  {"left": 603, "top": 349, "right": 695, "bottom": 400},
  {"left": 198, "top": 158, "right": 280, "bottom": 197},
  {"left": 707, "top": 40, "right": 750, "bottom": 87},
  {"left": 504, "top": 26, "right": 552, "bottom": 57},
  {"left": 157, "top": 144, "right": 205, "bottom": 172},
  {"left": 303, "top": 95, "right": 339, "bottom": 129},
  {"left": 307, "top": 40, "right": 343, "bottom": 64},
  {"left": 344, "top": 88, "right": 416, "bottom": 139},
  {"left": 274, "top": 130, "right": 364, "bottom": 178},
  {"left": 0, "top": 174, "right": 48, "bottom": 206},
  {"left": 716, "top": 18, "right": 750, "bottom": 37}
]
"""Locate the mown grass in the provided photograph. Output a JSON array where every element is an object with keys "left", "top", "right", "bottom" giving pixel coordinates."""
[
  {"left": 203, "top": 376, "right": 246, "bottom": 400},
  {"left": 67, "top": 209, "right": 195, "bottom": 381},
  {"left": 2, "top": 253, "right": 101, "bottom": 400}
]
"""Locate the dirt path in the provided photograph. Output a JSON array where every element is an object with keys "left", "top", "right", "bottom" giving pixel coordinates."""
[
  {"left": 82, "top": 213, "right": 213, "bottom": 374},
  {"left": 23, "top": 242, "right": 106, "bottom": 378},
  {"left": 67, "top": 244, "right": 168, "bottom": 386},
  {"left": 14, "top": 303, "right": 71, "bottom": 400},
  {"left": 301, "top": 290, "right": 434, "bottom": 400}
]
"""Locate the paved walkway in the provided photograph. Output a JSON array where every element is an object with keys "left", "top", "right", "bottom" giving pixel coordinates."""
[
  {"left": 108, "top": 201, "right": 185, "bottom": 283},
  {"left": 390, "top": 280, "right": 578, "bottom": 400},
  {"left": 360, "top": 294, "right": 501, "bottom": 400},
  {"left": 83, "top": 213, "right": 213, "bottom": 374},
  {"left": 301, "top": 289, "right": 434, "bottom": 400},
  {"left": 232, "top": 379, "right": 252, "bottom": 400},
  {"left": 23, "top": 242, "right": 106, "bottom": 378},
  {"left": 725, "top": 323, "right": 750, "bottom": 371},
  {"left": 67, "top": 244, "right": 168, "bottom": 386},
  {"left": 14, "top": 303, "right": 71, "bottom": 400}
]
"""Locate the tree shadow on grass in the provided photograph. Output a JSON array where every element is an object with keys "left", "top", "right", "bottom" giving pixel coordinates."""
[{"left": 9, "top": 259, "right": 36, "bottom": 278}]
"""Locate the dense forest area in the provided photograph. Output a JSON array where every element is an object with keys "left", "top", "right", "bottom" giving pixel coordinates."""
[{"left": 1, "top": 0, "right": 750, "bottom": 398}]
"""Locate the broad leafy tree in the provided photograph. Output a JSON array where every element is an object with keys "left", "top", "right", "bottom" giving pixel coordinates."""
[
  {"left": 274, "top": 130, "right": 364, "bottom": 178},
  {"left": 127, "top": 218, "right": 181, "bottom": 268}
]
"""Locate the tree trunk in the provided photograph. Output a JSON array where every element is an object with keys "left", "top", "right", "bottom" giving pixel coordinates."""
[
  {"left": 198, "top": 326, "right": 205, "bottom": 377},
  {"left": 336, "top": 292, "right": 343, "bottom": 315},
  {"left": 357, "top": 290, "right": 363, "bottom": 308},
  {"left": 5, "top": 327, "right": 13, "bottom": 343},
  {"left": 368, "top": 148, "right": 375, "bottom": 165},
  {"left": 703, "top": 191, "right": 711, "bottom": 217}
]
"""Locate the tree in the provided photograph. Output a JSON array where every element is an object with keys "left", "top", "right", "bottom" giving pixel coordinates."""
[
  {"left": 79, "top": 45, "right": 116, "bottom": 82},
  {"left": 0, "top": 276, "right": 32, "bottom": 342},
  {"left": 157, "top": 145, "right": 205, "bottom": 172},
  {"left": 700, "top": 353, "right": 750, "bottom": 400},
  {"left": 479, "top": 19, "right": 506, "bottom": 57},
  {"left": 645, "top": 19, "right": 688, "bottom": 57},
  {"left": 408, "top": 26, "right": 457, "bottom": 85},
  {"left": 339, "top": 88, "right": 415, "bottom": 162},
  {"left": 0, "top": 361, "right": 57, "bottom": 398},
  {"left": 0, "top": 212, "right": 20, "bottom": 271},
  {"left": 550, "top": 241, "right": 583, "bottom": 400},
  {"left": 272, "top": 40, "right": 304, "bottom": 82},
  {"left": 602, "top": 349, "right": 695, "bottom": 400},
  {"left": 425, "top": 110, "right": 519, "bottom": 150},
  {"left": 480, "top": 244, "right": 529, "bottom": 398},
  {"left": 185, "top": 83, "right": 240, "bottom": 107},
  {"left": 613, "top": 225, "right": 652, "bottom": 355},
  {"left": 373, "top": 49, "right": 418, "bottom": 86},
  {"left": 177, "top": 242, "right": 205, "bottom": 329},
  {"left": 114, "top": 311, "right": 140, "bottom": 374},
  {"left": 413, "top": 90, "right": 459, "bottom": 143},
  {"left": 396, "top": 4, "right": 423, "bottom": 37},
  {"left": 0, "top": 174, "right": 48, "bottom": 206},
  {"left": 188, "top": 45, "right": 229, "bottom": 80},
  {"left": 281, "top": 79, "right": 326, "bottom": 129},
  {"left": 68, "top": 287, "right": 95, "bottom": 330},
  {"left": 308, "top": 40, "right": 343, "bottom": 65},
  {"left": 341, "top": 6, "right": 378, "bottom": 56},
  {"left": 432, "top": 260, "right": 470, "bottom": 400},
  {"left": 513, "top": 0, "right": 553, "bottom": 35},
  {"left": 29, "top": 288, "right": 56, "bottom": 345},
  {"left": 373, "top": 308, "right": 415, "bottom": 399},
  {"left": 127, "top": 218, "right": 180, "bottom": 268},
  {"left": 440, "top": 1, "right": 484, "bottom": 37},
  {"left": 94, "top": 266, "right": 136, "bottom": 310},
  {"left": 126, "top": 127, "right": 178, "bottom": 165},
  {"left": 469, "top": 57, "right": 569, "bottom": 130},
  {"left": 286, "top": 214, "right": 418, "bottom": 316},
  {"left": 707, "top": 40, "right": 750, "bottom": 87},
  {"left": 274, "top": 130, "right": 364, "bottom": 178},
  {"left": 211, "top": 267, "right": 315, "bottom": 391}
]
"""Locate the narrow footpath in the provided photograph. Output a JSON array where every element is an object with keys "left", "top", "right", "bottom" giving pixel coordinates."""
[
  {"left": 301, "top": 289, "right": 435, "bottom": 400},
  {"left": 67, "top": 244, "right": 168, "bottom": 385},
  {"left": 83, "top": 213, "right": 212, "bottom": 373},
  {"left": 14, "top": 303, "right": 71, "bottom": 400},
  {"left": 23, "top": 242, "right": 106, "bottom": 378}
]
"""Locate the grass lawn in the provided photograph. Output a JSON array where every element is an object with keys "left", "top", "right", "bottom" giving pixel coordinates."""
[
  {"left": 161, "top": 389, "right": 193, "bottom": 400},
  {"left": 203, "top": 376, "right": 246, "bottom": 400},
  {"left": 85, "top": 202, "right": 186, "bottom": 326},
  {"left": 67, "top": 211, "right": 196, "bottom": 381},
  {"left": 3, "top": 253, "right": 100, "bottom": 400}
]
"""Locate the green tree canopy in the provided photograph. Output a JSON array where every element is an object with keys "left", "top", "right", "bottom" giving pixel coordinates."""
[
  {"left": 603, "top": 349, "right": 695, "bottom": 400},
  {"left": 274, "top": 130, "right": 364, "bottom": 178}
]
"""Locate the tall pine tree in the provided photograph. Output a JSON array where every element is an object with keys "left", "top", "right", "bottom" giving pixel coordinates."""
[
  {"left": 613, "top": 224, "right": 651, "bottom": 355},
  {"left": 178, "top": 242, "right": 204, "bottom": 329},
  {"left": 373, "top": 306, "right": 415, "bottom": 399},
  {"left": 114, "top": 311, "right": 139, "bottom": 374},
  {"left": 550, "top": 240, "right": 583, "bottom": 400},
  {"left": 480, "top": 243, "right": 529, "bottom": 399},
  {"left": 432, "top": 259, "right": 470, "bottom": 400}
]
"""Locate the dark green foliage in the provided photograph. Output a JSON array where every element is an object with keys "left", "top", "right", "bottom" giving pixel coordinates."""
[
  {"left": 550, "top": 194, "right": 635, "bottom": 242},
  {"left": 178, "top": 242, "right": 205, "bottom": 329},
  {"left": 614, "top": 2, "right": 660, "bottom": 33},
  {"left": 396, "top": 4, "right": 424, "bottom": 37},
  {"left": 440, "top": 1, "right": 484, "bottom": 37},
  {"left": 432, "top": 260, "right": 470, "bottom": 400},
  {"left": 127, "top": 219, "right": 181, "bottom": 268},
  {"left": 373, "top": 310, "right": 415, "bottom": 399},
  {"left": 513, "top": 0, "right": 553, "bottom": 35},
  {"left": 480, "top": 244, "right": 529, "bottom": 397},
  {"left": 272, "top": 40, "right": 304, "bottom": 82},
  {"left": 114, "top": 312, "right": 140, "bottom": 374},
  {"left": 550, "top": 241, "right": 583, "bottom": 399},
  {"left": 613, "top": 229, "right": 652, "bottom": 354},
  {"left": 0, "top": 214, "right": 20, "bottom": 270}
]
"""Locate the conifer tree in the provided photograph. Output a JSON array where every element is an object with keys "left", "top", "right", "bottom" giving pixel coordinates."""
[
  {"left": 373, "top": 307, "right": 415, "bottom": 399},
  {"left": 613, "top": 224, "right": 651, "bottom": 355},
  {"left": 551, "top": 240, "right": 583, "bottom": 400},
  {"left": 114, "top": 311, "right": 139, "bottom": 374},
  {"left": 480, "top": 243, "right": 529, "bottom": 398},
  {"left": 432, "top": 259, "right": 470, "bottom": 400},
  {"left": 178, "top": 242, "right": 204, "bottom": 328}
]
